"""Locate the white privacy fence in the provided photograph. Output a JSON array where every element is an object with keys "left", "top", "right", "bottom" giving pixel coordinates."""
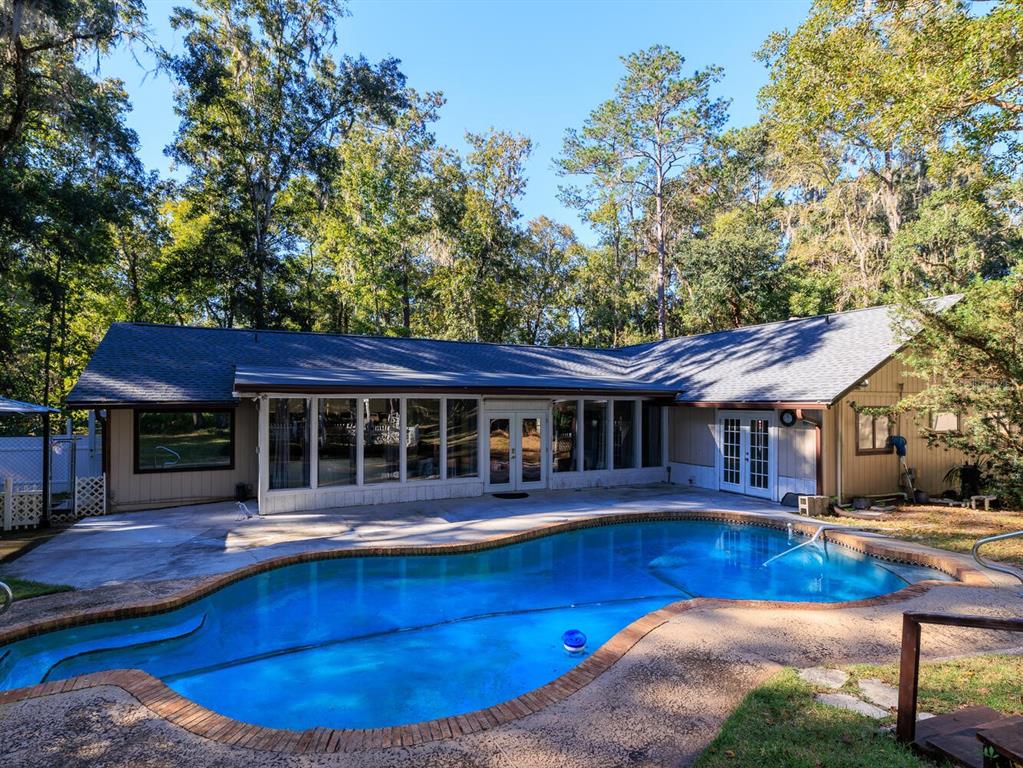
[{"left": 0, "top": 421, "right": 106, "bottom": 530}]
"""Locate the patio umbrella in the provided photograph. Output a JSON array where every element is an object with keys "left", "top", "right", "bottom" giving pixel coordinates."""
[{"left": 0, "top": 398, "right": 59, "bottom": 415}]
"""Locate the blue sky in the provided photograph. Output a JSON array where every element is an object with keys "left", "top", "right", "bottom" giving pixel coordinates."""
[{"left": 104, "top": 0, "right": 811, "bottom": 241}]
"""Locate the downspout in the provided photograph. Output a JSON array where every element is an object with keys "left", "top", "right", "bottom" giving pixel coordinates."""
[{"left": 836, "top": 405, "right": 843, "bottom": 504}]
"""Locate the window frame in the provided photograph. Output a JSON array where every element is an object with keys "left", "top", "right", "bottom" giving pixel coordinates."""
[
  {"left": 927, "top": 410, "right": 961, "bottom": 434},
  {"left": 268, "top": 397, "right": 312, "bottom": 490},
  {"left": 583, "top": 399, "right": 609, "bottom": 471},
  {"left": 551, "top": 399, "right": 579, "bottom": 473},
  {"left": 406, "top": 397, "right": 442, "bottom": 482},
  {"left": 641, "top": 400, "right": 663, "bottom": 468},
  {"left": 133, "top": 407, "right": 236, "bottom": 474},
  {"left": 317, "top": 397, "right": 359, "bottom": 488},
  {"left": 446, "top": 397, "right": 480, "bottom": 479},
  {"left": 855, "top": 410, "right": 894, "bottom": 456}
]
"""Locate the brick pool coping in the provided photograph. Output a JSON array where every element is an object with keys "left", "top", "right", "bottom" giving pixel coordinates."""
[{"left": 0, "top": 509, "right": 994, "bottom": 753}]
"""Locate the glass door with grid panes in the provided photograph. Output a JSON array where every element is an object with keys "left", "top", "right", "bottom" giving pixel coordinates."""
[
  {"left": 485, "top": 411, "right": 547, "bottom": 492},
  {"left": 717, "top": 411, "right": 774, "bottom": 499}
]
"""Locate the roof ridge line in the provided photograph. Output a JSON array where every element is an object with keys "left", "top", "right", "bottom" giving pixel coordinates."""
[{"left": 113, "top": 321, "right": 633, "bottom": 356}]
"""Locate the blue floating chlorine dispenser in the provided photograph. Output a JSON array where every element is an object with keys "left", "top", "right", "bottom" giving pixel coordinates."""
[{"left": 562, "top": 629, "right": 587, "bottom": 655}]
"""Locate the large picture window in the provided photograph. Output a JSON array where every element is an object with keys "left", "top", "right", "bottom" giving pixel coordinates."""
[
  {"left": 552, "top": 400, "right": 578, "bottom": 472},
  {"left": 269, "top": 398, "right": 310, "bottom": 489},
  {"left": 135, "top": 409, "right": 234, "bottom": 472},
  {"left": 447, "top": 398, "right": 478, "bottom": 478},
  {"left": 583, "top": 400, "right": 607, "bottom": 471},
  {"left": 318, "top": 398, "right": 357, "bottom": 487},
  {"left": 407, "top": 399, "right": 441, "bottom": 480},
  {"left": 363, "top": 398, "right": 401, "bottom": 483},
  {"left": 642, "top": 402, "right": 663, "bottom": 467},
  {"left": 613, "top": 400, "right": 636, "bottom": 469}
]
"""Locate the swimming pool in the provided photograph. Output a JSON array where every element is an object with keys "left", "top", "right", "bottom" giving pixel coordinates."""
[{"left": 0, "top": 519, "right": 946, "bottom": 730}]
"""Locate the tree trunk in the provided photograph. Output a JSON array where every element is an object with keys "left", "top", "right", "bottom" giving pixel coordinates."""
[
  {"left": 655, "top": 170, "right": 667, "bottom": 340},
  {"left": 400, "top": 250, "right": 411, "bottom": 334}
]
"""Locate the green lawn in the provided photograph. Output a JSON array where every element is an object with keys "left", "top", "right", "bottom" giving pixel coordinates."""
[
  {"left": 695, "top": 655, "right": 1023, "bottom": 768},
  {"left": 1, "top": 576, "right": 73, "bottom": 601},
  {"left": 824, "top": 504, "right": 1023, "bottom": 567}
]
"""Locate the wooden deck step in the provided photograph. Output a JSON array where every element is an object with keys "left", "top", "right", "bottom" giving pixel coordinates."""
[
  {"left": 913, "top": 706, "right": 1009, "bottom": 768},
  {"left": 978, "top": 717, "right": 1023, "bottom": 765}
]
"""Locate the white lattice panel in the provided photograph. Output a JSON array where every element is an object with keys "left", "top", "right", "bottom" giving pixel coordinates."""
[
  {"left": 74, "top": 474, "right": 106, "bottom": 517},
  {"left": 9, "top": 490, "right": 43, "bottom": 529}
]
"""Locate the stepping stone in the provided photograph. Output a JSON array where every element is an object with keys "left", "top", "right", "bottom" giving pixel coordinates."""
[
  {"left": 799, "top": 667, "right": 849, "bottom": 689},
  {"left": 815, "top": 693, "right": 888, "bottom": 719},
  {"left": 858, "top": 678, "right": 899, "bottom": 709}
]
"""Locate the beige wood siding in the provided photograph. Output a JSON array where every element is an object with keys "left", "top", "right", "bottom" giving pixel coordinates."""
[
  {"left": 668, "top": 407, "right": 716, "bottom": 466},
  {"left": 108, "top": 401, "right": 258, "bottom": 511},
  {"left": 835, "top": 357, "right": 963, "bottom": 498},
  {"left": 821, "top": 405, "right": 838, "bottom": 497}
]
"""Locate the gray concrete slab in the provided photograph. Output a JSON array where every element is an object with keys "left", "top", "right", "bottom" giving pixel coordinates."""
[
  {"left": 815, "top": 693, "right": 888, "bottom": 718},
  {"left": 4, "top": 485, "right": 793, "bottom": 588}
]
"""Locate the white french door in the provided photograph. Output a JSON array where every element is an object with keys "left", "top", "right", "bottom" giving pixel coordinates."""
[
  {"left": 717, "top": 411, "right": 775, "bottom": 500},
  {"left": 485, "top": 411, "right": 547, "bottom": 492}
]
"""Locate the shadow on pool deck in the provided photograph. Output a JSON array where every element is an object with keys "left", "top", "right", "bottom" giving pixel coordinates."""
[{"left": 3, "top": 485, "right": 789, "bottom": 589}]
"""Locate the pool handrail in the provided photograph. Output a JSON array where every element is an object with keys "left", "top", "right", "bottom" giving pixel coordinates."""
[
  {"left": 762, "top": 523, "right": 838, "bottom": 567},
  {"left": 972, "top": 529, "right": 1023, "bottom": 586},
  {"left": 0, "top": 579, "right": 11, "bottom": 615}
]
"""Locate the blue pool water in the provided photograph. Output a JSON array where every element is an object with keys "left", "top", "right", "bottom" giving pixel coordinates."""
[{"left": 0, "top": 520, "right": 943, "bottom": 729}]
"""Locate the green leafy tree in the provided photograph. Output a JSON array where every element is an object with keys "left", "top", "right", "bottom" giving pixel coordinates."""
[
  {"left": 429, "top": 130, "right": 532, "bottom": 342},
  {"left": 898, "top": 274, "right": 1023, "bottom": 504},
  {"left": 0, "top": 0, "right": 150, "bottom": 415},
  {"left": 514, "top": 217, "right": 581, "bottom": 345},
  {"left": 759, "top": 0, "right": 1023, "bottom": 308},
  {"left": 165, "top": 0, "right": 407, "bottom": 328},
  {"left": 315, "top": 92, "right": 441, "bottom": 336},
  {"left": 571, "top": 244, "right": 646, "bottom": 348},
  {"left": 0, "top": 0, "right": 146, "bottom": 161},
  {"left": 559, "top": 45, "right": 727, "bottom": 339},
  {"left": 674, "top": 125, "right": 789, "bottom": 332}
]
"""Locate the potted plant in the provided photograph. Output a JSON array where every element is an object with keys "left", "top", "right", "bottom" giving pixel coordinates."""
[{"left": 943, "top": 460, "right": 985, "bottom": 500}]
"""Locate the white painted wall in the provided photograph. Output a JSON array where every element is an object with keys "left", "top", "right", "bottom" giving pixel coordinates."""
[{"left": 668, "top": 461, "right": 716, "bottom": 490}]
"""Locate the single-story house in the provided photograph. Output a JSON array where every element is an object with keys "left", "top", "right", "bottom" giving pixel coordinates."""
[{"left": 66, "top": 300, "right": 965, "bottom": 514}]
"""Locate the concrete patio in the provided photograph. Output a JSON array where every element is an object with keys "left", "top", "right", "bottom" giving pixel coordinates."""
[{"left": 5, "top": 485, "right": 791, "bottom": 589}]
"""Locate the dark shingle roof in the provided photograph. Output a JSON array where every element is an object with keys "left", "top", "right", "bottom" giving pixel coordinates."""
[
  {"left": 233, "top": 365, "right": 675, "bottom": 395},
  {"left": 66, "top": 299, "right": 955, "bottom": 408}
]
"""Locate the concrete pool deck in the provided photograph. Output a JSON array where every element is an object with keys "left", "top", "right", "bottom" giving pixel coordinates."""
[{"left": 3, "top": 485, "right": 806, "bottom": 589}]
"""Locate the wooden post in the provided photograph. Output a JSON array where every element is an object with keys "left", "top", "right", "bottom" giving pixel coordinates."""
[
  {"left": 41, "top": 411, "right": 51, "bottom": 527},
  {"left": 257, "top": 396, "right": 269, "bottom": 514},
  {"left": 3, "top": 475, "right": 12, "bottom": 531},
  {"left": 896, "top": 613, "right": 922, "bottom": 743}
]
